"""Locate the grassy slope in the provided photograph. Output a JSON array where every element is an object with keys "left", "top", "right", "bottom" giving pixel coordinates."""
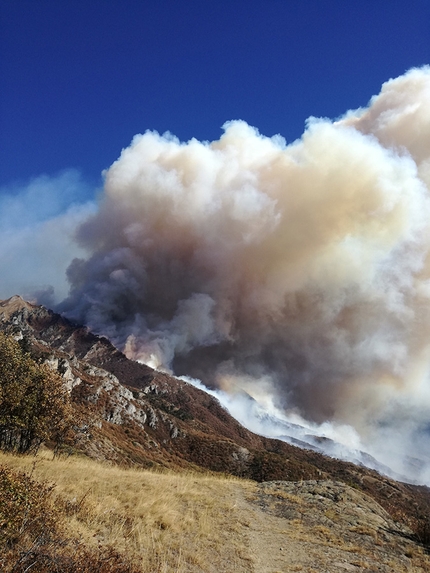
[
  {"left": 2, "top": 449, "right": 430, "bottom": 572},
  {"left": 0, "top": 449, "right": 254, "bottom": 573}
]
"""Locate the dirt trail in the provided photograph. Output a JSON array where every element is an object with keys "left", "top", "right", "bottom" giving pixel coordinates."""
[
  {"left": 231, "top": 484, "right": 308, "bottom": 572},
  {"left": 228, "top": 480, "right": 430, "bottom": 573}
]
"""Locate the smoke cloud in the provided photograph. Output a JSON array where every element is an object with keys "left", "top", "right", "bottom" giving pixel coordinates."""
[
  {"left": 0, "top": 171, "right": 95, "bottom": 306},
  {"left": 61, "top": 67, "right": 430, "bottom": 482}
]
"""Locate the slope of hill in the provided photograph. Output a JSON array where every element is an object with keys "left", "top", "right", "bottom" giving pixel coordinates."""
[
  {"left": 2, "top": 450, "right": 430, "bottom": 573},
  {"left": 1, "top": 294, "right": 430, "bottom": 553}
]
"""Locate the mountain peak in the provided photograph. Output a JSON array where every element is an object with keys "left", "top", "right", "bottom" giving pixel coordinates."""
[{"left": 0, "top": 295, "right": 38, "bottom": 318}]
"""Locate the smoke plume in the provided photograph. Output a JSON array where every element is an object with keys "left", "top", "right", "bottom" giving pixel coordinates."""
[
  {"left": 61, "top": 67, "right": 430, "bottom": 481},
  {"left": 0, "top": 171, "right": 95, "bottom": 306}
]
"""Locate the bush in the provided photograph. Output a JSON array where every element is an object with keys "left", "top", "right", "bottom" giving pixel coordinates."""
[
  {"left": 0, "top": 464, "right": 58, "bottom": 549},
  {"left": 0, "top": 333, "right": 74, "bottom": 454},
  {"left": 0, "top": 464, "right": 140, "bottom": 573}
]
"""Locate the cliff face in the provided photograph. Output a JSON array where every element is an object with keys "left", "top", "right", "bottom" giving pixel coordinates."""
[{"left": 1, "top": 294, "right": 430, "bottom": 546}]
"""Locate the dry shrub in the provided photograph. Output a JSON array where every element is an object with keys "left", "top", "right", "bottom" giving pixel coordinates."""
[
  {"left": 0, "top": 464, "right": 58, "bottom": 548},
  {"left": 413, "top": 517, "right": 430, "bottom": 547},
  {"left": 0, "top": 464, "right": 139, "bottom": 573}
]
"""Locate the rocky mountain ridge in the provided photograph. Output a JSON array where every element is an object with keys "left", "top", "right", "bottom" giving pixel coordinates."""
[{"left": 1, "top": 294, "right": 430, "bottom": 551}]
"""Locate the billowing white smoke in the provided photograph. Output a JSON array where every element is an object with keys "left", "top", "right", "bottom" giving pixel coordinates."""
[{"left": 62, "top": 67, "right": 430, "bottom": 482}]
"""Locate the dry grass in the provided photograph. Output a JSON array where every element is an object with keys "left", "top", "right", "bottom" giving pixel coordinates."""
[
  {"left": 349, "top": 524, "right": 378, "bottom": 541},
  {"left": 3, "top": 450, "right": 430, "bottom": 573},
  {"left": 0, "top": 449, "right": 254, "bottom": 573},
  {"left": 260, "top": 486, "right": 303, "bottom": 505}
]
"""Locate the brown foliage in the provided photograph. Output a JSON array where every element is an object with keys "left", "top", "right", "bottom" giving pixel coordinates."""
[{"left": 0, "top": 464, "right": 140, "bottom": 573}]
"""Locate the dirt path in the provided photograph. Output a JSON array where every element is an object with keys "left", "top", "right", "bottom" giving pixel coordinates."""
[
  {"left": 227, "top": 480, "right": 430, "bottom": 573},
  {"left": 232, "top": 483, "right": 309, "bottom": 572},
  {"left": 232, "top": 481, "right": 344, "bottom": 573}
]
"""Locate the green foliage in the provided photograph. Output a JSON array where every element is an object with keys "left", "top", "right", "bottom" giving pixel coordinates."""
[
  {"left": 0, "top": 333, "right": 73, "bottom": 454},
  {"left": 0, "top": 464, "right": 140, "bottom": 573}
]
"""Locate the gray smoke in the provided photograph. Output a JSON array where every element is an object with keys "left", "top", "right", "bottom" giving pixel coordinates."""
[{"left": 61, "top": 67, "right": 430, "bottom": 482}]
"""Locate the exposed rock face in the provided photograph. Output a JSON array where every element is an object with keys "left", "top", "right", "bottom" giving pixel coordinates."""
[{"left": 1, "top": 294, "right": 430, "bottom": 549}]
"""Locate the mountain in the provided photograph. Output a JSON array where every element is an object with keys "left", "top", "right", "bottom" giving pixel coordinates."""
[{"left": 1, "top": 294, "right": 430, "bottom": 545}]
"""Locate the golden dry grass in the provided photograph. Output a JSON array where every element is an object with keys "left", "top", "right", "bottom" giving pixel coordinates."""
[
  {"left": 0, "top": 449, "right": 254, "bottom": 573},
  {"left": 3, "top": 450, "right": 430, "bottom": 573}
]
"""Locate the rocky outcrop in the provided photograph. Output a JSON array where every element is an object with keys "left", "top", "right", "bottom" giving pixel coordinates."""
[{"left": 241, "top": 480, "right": 430, "bottom": 572}]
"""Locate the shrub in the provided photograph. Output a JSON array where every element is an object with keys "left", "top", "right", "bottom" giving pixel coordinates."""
[
  {"left": 0, "top": 464, "right": 140, "bottom": 573},
  {"left": 0, "top": 333, "right": 74, "bottom": 454},
  {"left": 0, "top": 464, "right": 58, "bottom": 548}
]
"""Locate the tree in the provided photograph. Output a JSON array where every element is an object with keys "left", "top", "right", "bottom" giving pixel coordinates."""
[{"left": 0, "top": 332, "right": 73, "bottom": 454}]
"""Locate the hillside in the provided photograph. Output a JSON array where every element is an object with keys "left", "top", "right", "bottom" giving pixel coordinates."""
[
  {"left": 1, "top": 294, "right": 430, "bottom": 566},
  {"left": 1, "top": 450, "right": 430, "bottom": 573}
]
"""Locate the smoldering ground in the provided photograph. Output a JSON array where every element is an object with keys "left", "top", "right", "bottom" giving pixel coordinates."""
[{"left": 7, "top": 67, "right": 430, "bottom": 482}]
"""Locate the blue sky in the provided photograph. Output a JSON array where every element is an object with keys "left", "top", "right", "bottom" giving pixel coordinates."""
[{"left": 1, "top": 0, "right": 429, "bottom": 190}]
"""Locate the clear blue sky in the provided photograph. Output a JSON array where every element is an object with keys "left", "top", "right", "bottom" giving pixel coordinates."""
[{"left": 1, "top": 0, "right": 429, "bottom": 189}]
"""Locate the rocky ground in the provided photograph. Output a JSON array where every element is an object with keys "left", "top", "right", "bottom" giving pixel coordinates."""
[{"left": 231, "top": 480, "right": 430, "bottom": 573}]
